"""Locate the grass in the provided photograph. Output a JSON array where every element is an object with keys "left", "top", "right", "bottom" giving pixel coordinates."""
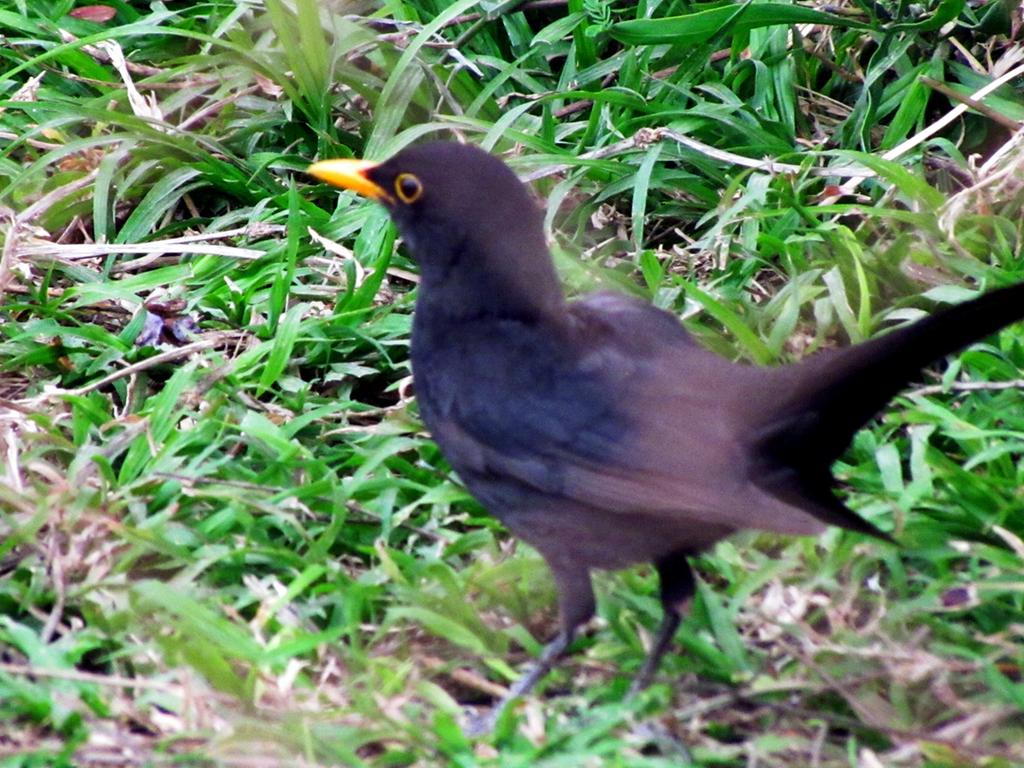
[{"left": 1, "top": 0, "right": 1023, "bottom": 765}]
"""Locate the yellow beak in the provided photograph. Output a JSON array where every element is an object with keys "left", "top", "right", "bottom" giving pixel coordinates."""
[{"left": 307, "top": 158, "right": 388, "bottom": 201}]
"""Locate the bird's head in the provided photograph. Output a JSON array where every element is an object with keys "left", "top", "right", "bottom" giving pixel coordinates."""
[{"left": 308, "top": 141, "right": 563, "bottom": 321}]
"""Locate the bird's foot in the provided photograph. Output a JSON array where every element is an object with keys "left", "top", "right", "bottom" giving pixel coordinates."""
[
  {"left": 463, "top": 706, "right": 499, "bottom": 738},
  {"left": 628, "top": 608, "right": 682, "bottom": 696},
  {"left": 628, "top": 718, "right": 693, "bottom": 761},
  {"left": 461, "top": 630, "right": 573, "bottom": 735}
]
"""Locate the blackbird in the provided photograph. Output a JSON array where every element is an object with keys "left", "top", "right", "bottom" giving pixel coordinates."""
[{"left": 309, "top": 141, "right": 1024, "bottom": 703}]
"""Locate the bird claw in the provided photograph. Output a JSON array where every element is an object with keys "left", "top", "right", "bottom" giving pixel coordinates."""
[
  {"left": 462, "top": 706, "right": 499, "bottom": 737},
  {"left": 462, "top": 686, "right": 692, "bottom": 762},
  {"left": 627, "top": 719, "right": 693, "bottom": 760}
]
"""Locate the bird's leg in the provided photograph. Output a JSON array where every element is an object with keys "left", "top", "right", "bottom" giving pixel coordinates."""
[
  {"left": 629, "top": 552, "right": 695, "bottom": 694},
  {"left": 622, "top": 553, "right": 697, "bottom": 761},
  {"left": 502, "top": 627, "right": 574, "bottom": 701},
  {"left": 508, "top": 563, "right": 595, "bottom": 696},
  {"left": 514, "top": 562, "right": 594, "bottom": 690},
  {"left": 464, "top": 630, "right": 575, "bottom": 736},
  {"left": 466, "top": 564, "right": 594, "bottom": 734}
]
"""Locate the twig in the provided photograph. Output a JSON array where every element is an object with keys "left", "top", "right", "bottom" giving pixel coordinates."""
[
  {"left": 451, "top": 0, "right": 531, "bottom": 49},
  {"left": 17, "top": 170, "right": 99, "bottom": 224},
  {"left": 758, "top": 697, "right": 1021, "bottom": 762},
  {"left": 148, "top": 471, "right": 448, "bottom": 543},
  {"left": 178, "top": 84, "right": 261, "bottom": 132},
  {"left": 22, "top": 332, "right": 244, "bottom": 402},
  {"left": 423, "top": 656, "right": 510, "bottom": 698},
  {"left": 824, "top": 60, "right": 1024, "bottom": 203},
  {"left": 40, "top": 538, "right": 66, "bottom": 644},
  {"left": 801, "top": 39, "right": 860, "bottom": 84},
  {"left": 0, "top": 420, "right": 23, "bottom": 493},
  {"left": 38, "top": 70, "right": 220, "bottom": 91},
  {"left": 888, "top": 62, "right": 1024, "bottom": 159},
  {"left": 937, "top": 126, "right": 1024, "bottom": 235},
  {"left": 920, "top": 76, "right": 1022, "bottom": 131},
  {"left": 0, "top": 661, "right": 189, "bottom": 690},
  {"left": 21, "top": 240, "right": 265, "bottom": 262},
  {"left": 22, "top": 225, "right": 281, "bottom": 265},
  {"left": 360, "top": 0, "right": 565, "bottom": 32},
  {"left": 519, "top": 127, "right": 874, "bottom": 183},
  {"left": 0, "top": 130, "right": 63, "bottom": 149},
  {"left": 886, "top": 706, "right": 1021, "bottom": 762},
  {"left": 65, "top": 748, "right": 332, "bottom": 768},
  {"left": 810, "top": 720, "right": 827, "bottom": 768},
  {"left": 660, "top": 128, "right": 873, "bottom": 177},
  {"left": 0, "top": 208, "right": 19, "bottom": 300},
  {"left": 908, "top": 378, "right": 1024, "bottom": 397}
]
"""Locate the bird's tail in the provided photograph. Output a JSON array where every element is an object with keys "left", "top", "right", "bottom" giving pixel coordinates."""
[{"left": 751, "top": 282, "right": 1024, "bottom": 538}]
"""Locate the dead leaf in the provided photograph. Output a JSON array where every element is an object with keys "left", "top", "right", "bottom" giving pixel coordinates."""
[{"left": 69, "top": 5, "right": 117, "bottom": 22}]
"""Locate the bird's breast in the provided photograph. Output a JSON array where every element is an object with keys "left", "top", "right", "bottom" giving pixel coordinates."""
[{"left": 409, "top": 313, "right": 627, "bottom": 479}]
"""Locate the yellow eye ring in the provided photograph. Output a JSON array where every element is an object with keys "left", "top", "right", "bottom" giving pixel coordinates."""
[{"left": 394, "top": 173, "right": 423, "bottom": 204}]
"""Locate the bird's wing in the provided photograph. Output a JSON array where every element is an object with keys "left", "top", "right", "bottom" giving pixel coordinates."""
[
  {"left": 430, "top": 292, "right": 826, "bottom": 536},
  {"left": 562, "top": 283, "right": 1024, "bottom": 540}
]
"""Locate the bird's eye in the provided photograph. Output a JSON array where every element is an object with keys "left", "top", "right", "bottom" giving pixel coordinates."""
[{"left": 394, "top": 173, "right": 423, "bottom": 204}]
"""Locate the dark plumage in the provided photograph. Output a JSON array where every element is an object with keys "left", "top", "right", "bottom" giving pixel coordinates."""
[{"left": 309, "top": 141, "right": 1024, "bottom": 709}]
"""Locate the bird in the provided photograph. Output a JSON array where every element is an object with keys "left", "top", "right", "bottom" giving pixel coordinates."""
[{"left": 308, "top": 141, "right": 1024, "bottom": 711}]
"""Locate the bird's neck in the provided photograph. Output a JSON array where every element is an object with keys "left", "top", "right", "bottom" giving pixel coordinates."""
[{"left": 414, "top": 238, "right": 565, "bottom": 327}]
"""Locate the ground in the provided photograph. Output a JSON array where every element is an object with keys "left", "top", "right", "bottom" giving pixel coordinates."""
[{"left": 1, "top": 1, "right": 1023, "bottom": 766}]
